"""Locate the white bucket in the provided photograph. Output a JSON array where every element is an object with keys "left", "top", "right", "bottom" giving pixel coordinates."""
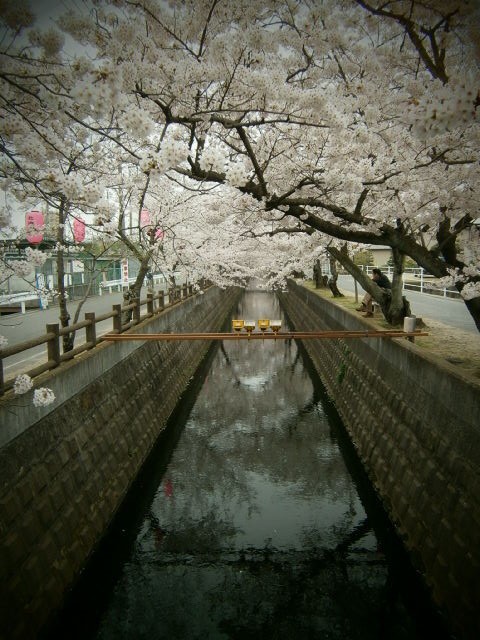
[{"left": 403, "top": 316, "right": 416, "bottom": 333}]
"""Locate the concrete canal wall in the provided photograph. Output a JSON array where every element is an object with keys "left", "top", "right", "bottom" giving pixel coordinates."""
[
  {"left": 0, "top": 286, "right": 242, "bottom": 640},
  {"left": 278, "top": 280, "right": 480, "bottom": 640}
]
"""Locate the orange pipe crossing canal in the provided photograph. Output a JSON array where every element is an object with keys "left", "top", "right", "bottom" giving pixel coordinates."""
[{"left": 103, "top": 329, "right": 428, "bottom": 342}]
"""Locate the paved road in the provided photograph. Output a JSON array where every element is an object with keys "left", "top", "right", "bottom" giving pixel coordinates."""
[
  {"left": 0, "top": 291, "right": 130, "bottom": 379},
  {"left": 338, "top": 275, "right": 478, "bottom": 334}
]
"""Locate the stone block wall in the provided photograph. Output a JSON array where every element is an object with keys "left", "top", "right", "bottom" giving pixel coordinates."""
[
  {"left": 0, "top": 286, "right": 241, "bottom": 640},
  {"left": 278, "top": 281, "right": 480, "bottom": 640}
]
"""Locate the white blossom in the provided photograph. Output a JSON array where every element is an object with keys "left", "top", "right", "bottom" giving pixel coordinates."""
[
  {"left": 139, "top": 152, "right": 157, "bottom": 173},
  {"left": 13, "top": 374, "right": 33, "bottom": 395},
  {"left": 33, "top": 388, "right": 56, "bottom": 407},
  {"left": 28, "top": 27, "right": 65, "bottom": 57},
  {"left": 460, "top": 281, "right": 480, "bottom": 301},
  {"left": 100, "top": 220, "right": 118, "bottom": 236},
  {"left": 225, "top": 162, "right": 250, "bottom": 188},
  {"left": 83, "top": 183, "right": 103, "bottom": 205},
  {"left": 119, "top": 107, "right": 154, "bottom": 140},
  {"left": 24, "top": 247, "right": 48, "bottom": 266},
  {"left": 61, "top": 173, "right": 84, "bottom": 200},
  {"left": 161, "top": 138, "right": 188, "bottom": 167},
  {"left": 199, "top": 145, "right": 227, "bottom": 173},
  {"left": 11, "top": 260, "right": 33, "bottom": 277}
]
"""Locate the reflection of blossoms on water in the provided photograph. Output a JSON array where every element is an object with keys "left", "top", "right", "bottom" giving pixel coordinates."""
[{"left": 238, "top": 373, "right": 271, "bottom": 389}]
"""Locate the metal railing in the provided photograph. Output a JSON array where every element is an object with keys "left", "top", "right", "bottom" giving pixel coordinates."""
[
  {"left": 0, "top": 273, "right": 181, "bottom": 313},
  {"left": 98, "top": 272, "right": 175, "bottom": 294},
  {"left": 0, "top": 283, "right": 200, "bottom": 396},
  {"left": 361, "top": 266, "right": 460, "bottom": 299},
  {"left": 0, "top": 291, "right": 46, "bottom": 314}
]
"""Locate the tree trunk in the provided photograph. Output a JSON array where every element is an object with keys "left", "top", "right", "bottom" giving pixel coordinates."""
[
  {"left": 313, "top": 260, "right": 321, "bottom": 288},
  {"left": 70, "top": 276, "right": 96, "bottom": 345},
  {"left": 328, "top": 256, "right": 344, "bottom": 297},
  {"left": 131, "top": 256, "right": 150, "bottom": 299},
  {"left": 381, "top": 248, "right": 410, "bottom": 325},
  {"left": 460, "top": 294, "right": 480, "bottom": 332},
  {"left": 435, "top": 215, "right": 480, "bottom": 331},
  {"left": 56, "top": 199, "right": 74, "bottom": 352},
  {"left": 327, "top": 246, "right": 410, "bottom": 325},
  {"left": 121, "top": 256, "right": 151, "bottom": 325}
]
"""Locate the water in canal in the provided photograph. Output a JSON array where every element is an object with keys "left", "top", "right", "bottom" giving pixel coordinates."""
[{"left": 46, "top": 291, "right": 450, "bottom": 640}]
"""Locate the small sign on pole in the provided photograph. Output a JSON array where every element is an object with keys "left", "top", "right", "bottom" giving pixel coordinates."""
[{"left": 121, "top": 259, "right": 129, "bottom": 285}]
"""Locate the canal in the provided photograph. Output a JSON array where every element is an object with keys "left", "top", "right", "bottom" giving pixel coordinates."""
[{"left": 44, "top": 290, "right": 450, "bottom": 639}]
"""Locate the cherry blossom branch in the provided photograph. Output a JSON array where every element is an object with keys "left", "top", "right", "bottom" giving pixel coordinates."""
[
  {"left": 198, "top": 0, "right": 221, "bottom": 58},
  {"left": 64, "top": 111, "right": 140, "bottom": 160},
  {"left": 276, "top": 198, "right": 364, "bottom": 225},
  {"left": 286, "top": 45, "right": 314, "bottom": 83},
  {"left": 125, "top": 1, "right": 199, "bottom": 59},
  {"left": 235, "top": 126, "right": 268, "bottom": 197},
  {"left": 354, "top": 0, "right": 451, "bottom": 82}
]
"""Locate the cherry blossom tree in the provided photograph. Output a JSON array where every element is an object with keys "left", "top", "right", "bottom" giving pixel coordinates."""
[{"left": 1, "top": 0, "right": 479, "bottom": 329}]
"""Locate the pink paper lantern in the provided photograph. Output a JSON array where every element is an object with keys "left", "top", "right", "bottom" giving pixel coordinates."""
[
  {"left": 140, "top": 208, "right": 151, "bottom": 228},
  {"left": 73, "top": 217, "right": 86, "bottom": 243},
  {"left": 25, "top": 210, "right": 45, "bottom": 245},
  {"left": 154, "top": 228, "right": 164, "bottom": 241}
]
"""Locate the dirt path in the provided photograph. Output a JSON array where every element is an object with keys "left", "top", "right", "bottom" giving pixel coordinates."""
[{"left": 411, "top": 318, "right": 480, "bottom": 379}]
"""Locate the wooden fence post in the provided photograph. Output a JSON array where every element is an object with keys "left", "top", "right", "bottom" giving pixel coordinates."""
[
  {"left": 85, "top": 312, "right": 96, "bottom": 347},
  {"left": 133, "top": 297, "right": 141, "bottom": 324},
  {"left": 0, "top": 353, "right": 4, "bottom": 396},
  {"left": 147, "top": 293, "right": 154, "bottom": 316},
  {"left": 112, "top": 304, "right": 122, "bottom": 333},
  {"left": 47, "top": 323, "right": 61, "bottom": 367}
]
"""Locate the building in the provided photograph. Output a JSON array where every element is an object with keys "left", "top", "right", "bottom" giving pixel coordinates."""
[{"left": 0, "top": 239, "right": 123, "bottom": 300}]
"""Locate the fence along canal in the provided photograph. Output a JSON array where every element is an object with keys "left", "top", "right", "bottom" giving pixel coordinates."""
[{"left": 44, "top": 290, "right": 451, "bottom": 640}]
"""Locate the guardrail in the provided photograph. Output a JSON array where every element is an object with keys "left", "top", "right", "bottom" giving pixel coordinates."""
[
  {"left": 0, "top": 291, "right": 47, "bottom": 314},
  {"left": 99, "top": 272, "right": 174, "bottom": 294},
  {"left": 0, "top": 283, "right": 200, "bottom": 396},
  {"left": 361, "top": 266, "right": 461, "bottom": 299},
  {"left": 0, "top": 274, "right": 180, "bottom": 314}
]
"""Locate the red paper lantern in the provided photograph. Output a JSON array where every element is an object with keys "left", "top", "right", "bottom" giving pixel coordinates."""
[
  {"left": 73, "top": 217, "right": 86, "bottom": 243},
  {"left": 140, "top": 208, "right": 151, "bottom": 228},
  {"left": 25, "top": 210, "right": 45, "bottom": 245}
]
